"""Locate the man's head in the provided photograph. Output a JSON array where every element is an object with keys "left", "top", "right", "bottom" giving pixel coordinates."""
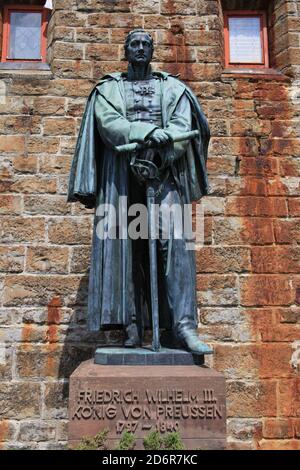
[{"left": 124, "top": 29, "right": 154, "bottom": 66}]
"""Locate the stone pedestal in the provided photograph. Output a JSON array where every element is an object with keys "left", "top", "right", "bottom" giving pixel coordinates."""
[{"left": 69, "top": 356, "right": 226, "bottom": 450}]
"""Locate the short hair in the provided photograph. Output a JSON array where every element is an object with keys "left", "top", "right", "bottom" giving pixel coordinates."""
[{"left": 124, "top": 29, "right": 154, "bottom": 51}]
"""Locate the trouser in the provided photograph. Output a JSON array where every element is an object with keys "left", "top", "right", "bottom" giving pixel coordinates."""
[{"left": 129, "top": 171, "right": 198, "bottom": 341}]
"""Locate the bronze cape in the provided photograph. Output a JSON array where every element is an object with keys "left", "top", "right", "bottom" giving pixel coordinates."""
[{"left": 68, "top": 71, "right": 210, "bottom": 331}]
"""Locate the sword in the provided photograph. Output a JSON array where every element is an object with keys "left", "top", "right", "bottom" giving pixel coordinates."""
[
  {"left": 147, "top": 183, "right": 160, "bottom": 352},
  {"left": 115, "top": 130, "right": 199, "bottom": 352}
]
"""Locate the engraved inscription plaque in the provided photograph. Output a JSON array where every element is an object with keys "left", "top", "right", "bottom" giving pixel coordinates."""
[
  {"left": 229, "top": 17, "right": 263, "bottom": 64},
  {"left": 69, "top": 361, "right": 226, "bottom": 450}
]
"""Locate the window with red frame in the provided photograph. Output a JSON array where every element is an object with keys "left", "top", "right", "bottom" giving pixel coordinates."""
[
  {"left": 224, "top": 10, "right": 269, "bottom": 69},
  {"left": 1, "top": 5, "right": 48, "bottom": 62}
]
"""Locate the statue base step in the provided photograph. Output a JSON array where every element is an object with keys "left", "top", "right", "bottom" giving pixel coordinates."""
[{"left": 94, "top": 347, "right": 205, "bottom": 366}]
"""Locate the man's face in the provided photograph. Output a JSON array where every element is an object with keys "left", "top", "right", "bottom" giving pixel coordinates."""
[{"left": 125, "top": 33, "right": 153, "bottom": 66}]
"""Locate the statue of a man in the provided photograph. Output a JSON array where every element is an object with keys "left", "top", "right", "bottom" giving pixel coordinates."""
[{"left": 68, "top": 29, "right": 211, "bottom": 354}]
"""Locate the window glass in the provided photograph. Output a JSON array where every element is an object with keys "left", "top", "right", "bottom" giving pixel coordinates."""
[
  {"left": 228, "top": 16, "right": 262, "bottom": 64},
  {"left": 9, "top": 12, "right": 42, "bottom": 60}
]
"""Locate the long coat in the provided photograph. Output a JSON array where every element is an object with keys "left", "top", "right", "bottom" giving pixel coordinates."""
[{"left": 68, "top": 71, "right": 210, "bottom": 331}]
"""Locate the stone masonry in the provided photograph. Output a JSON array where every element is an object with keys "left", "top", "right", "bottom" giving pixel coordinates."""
[{"left": 0, "top": 0, "right": 300, "bottom": 450}]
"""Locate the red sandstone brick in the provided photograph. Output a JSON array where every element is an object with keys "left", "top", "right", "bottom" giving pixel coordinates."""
[
  {"left": 26, "top": 137, "right": 60, "bottom": 154},
  {"left": 231, "top": 119, "right": 271, "bottom": 137},
  {"left": 251, "top": 246, "right": 300, "bottom": 273},
  {"left": 277, "top": 379, "right": 300, "bottom": 417},
  {"left": 213, "top": 217, "right": 275, "bottom": 245},
  {"left": 0, "top": 246, "right": 25, "bottom": 273},
  {"left": 233, "top": 99, "right": 256, "bottom": 116},
  {"left": 43, "top": 118, "right": 76, "bottom": 136},
  {"left": 247, "top": 305, "right": 300, "bottom": 340},
  {"left": 280, "top": 158, "right": 300, "bottom": 177},
  {"left": 0, "top": 136, "right": 25, "bottom": 153},
  {"left": 70, "top": 246, "right": 92, "bottom": 274},
  {"left": 144, "top": 15, "right": 170, "bottom": 29},
  {"left": 54, "top": 11, "right": 87, "bottom": 28},
  {"left": 268, "top": 179, "right": 296, "bottom": 198},
  {"left": 173, "top": 30, "right": 220, "bottom": 47},
  {"left": 2, "top": 176, "right": 57, "bottom": 194},
  {"left": 39, "top": 155, "right": 72, "bottom": 175},
  {"left": 210, "top": 137, "right": 240, "bottom": 156},
  {"left": 93, "top": 61, "right": 127, "bottom": 79},
  {"left": 12, "top": 155, "right": 37, "bottom": 174},
  {"left": 87, "top": 13, "right": 141, "bottom": 28},
  {"left": 53, "top": 42, "right": 84, "bottom": 60},
  {"left": 279, "top": 307, "right": 300, "bottom": 324},
  {"left": 52, "top": 60, "right": 93, "bottom": 79},
  {"left": 8, "top": 80, "right": 52, "bottom": 96},
  {"left": 226, "top": 197, "right": 288, "bottom": 217},
  {"left": 51, "top": 79, "right": 95, "bottom": 98},
  {"left": 153, "top": 45, "right": 177, "bottom": 63},
  {"left": 66, "top": 98, "right": 86, "bottom": 118},
  {"left": 26, "top": 247, "right": 70, "bottom": 274},
  {"left": 263, "top": 418, "right": 294, "bottom": 439},
  {"left": 274, "top": 219, "right": 300, "bottom": 243},
  {"left": 77, "top": 0, "right": 130, "bottom": 12},
  {"left": 271, "top": 120, "right": 299, "bottom": 138},
  {"left": 177, "top": 46, "right": 197, "bottom": 63},
  {"left": 161, "top": 0, "right": 197, "bottom": 15},
  {"left": 0, "top": 195, "right": 22, "bottom": 215},
  {"left": 256, "top": 102, "right": 290, "bottom": 119},
  {"left": 258, "top": 439, "right": 300, "bottom": 450},
  {"left": 196, "top": 46, "right": 221, "bottom": 63},
  {"left": 273, "top": 139, "right": 300, "bottom": 156},
  {"left": 240, "top": 177, "right": 268, "bottom": 196},
  {"left": 244, "top": 307, "right": 275, "bottom": 341},
  {"left": 240, "top": 275, "right": 293, "bottom": 306},
  {"left": 196, "top": 246, "right": 251, "bottom": 273},
  {"left": 239, "top": 158, "right": 279, "bottom": 177},
  {"left": 85, "top": 44, "right": 120, "bottom": 61},
  {"left": 288, "top": 198, "right": 300, "bottom": 216},
  {"left": 49, "top": 26, "right": 75, "bottom": 42},
  {"left": 24, "top": 195, "right": 71, "bottom": 216},
  {"left": 208, "top": 119, "right": 229, "bottom": 137},
  {"left": 196, "top": 274, "right": 238, "bottom": 307},
  {"left": 214, "top": 344, "right": 293, "bottom": 380},
  {"left": 76, "top": 28, "right": 109, "bottom": 43},
  {"left": 3, "top": 275, "right": 87, "bottom": 307},
  {"left": 161, "top": 62, "right": 222, "bottom": 81},
  {"left": 207, "top": 156, "right": 236, "bottom": 175},
  {"left": 0, "top": 116, "right": 41, "bottom": 135},
  {"left": 292, "top": 418, "right": 300, "bottom": 437},
  {"left": 227, "top": 380, "right": 277, "bottom": 418},
  {"left": 207, "top": 100, "right": 233, "bottom": 119},
  {"left": 258, "top": 344, "right": 294, "bottom": 378},
  {"left": 110, "top": 26, "right": 141, "bottom": 44},
  {"left": 234, "top": 81, "right": 255, "bottom": 99},
  {"left": 253, "top": 83, "right": 289, "bottom": 101},
  {"left": 47, "top": 217, "right": 92, "bottom": 245},
  {"left": 0, "top": 217, "right": 45, "bottom": 243}
]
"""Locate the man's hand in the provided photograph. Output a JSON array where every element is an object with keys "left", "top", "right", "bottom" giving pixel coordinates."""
[{"left": 148, "top": 129, "right": 171, "bottom": 146}]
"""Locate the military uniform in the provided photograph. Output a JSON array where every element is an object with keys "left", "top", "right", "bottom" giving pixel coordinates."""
[{"left": 123, "top": 75, "right": 197, "bottom": 343}]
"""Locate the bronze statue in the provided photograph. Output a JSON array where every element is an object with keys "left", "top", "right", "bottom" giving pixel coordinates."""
[{"left": 68, "top": 29, "right": 211, "bottom": 354}]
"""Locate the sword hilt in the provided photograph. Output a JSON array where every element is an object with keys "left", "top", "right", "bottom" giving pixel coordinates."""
[{"left": 115, "top": 130, "right": 199, "bottom": 154}]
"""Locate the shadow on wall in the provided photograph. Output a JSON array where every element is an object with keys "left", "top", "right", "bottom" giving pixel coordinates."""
[{"left": 57, "top": 272, "right": 124, "bottom": 399}]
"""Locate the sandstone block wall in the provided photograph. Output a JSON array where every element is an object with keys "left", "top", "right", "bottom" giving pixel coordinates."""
[{"left": 0, "top": 0, "right": 299, "bottom": 450}]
